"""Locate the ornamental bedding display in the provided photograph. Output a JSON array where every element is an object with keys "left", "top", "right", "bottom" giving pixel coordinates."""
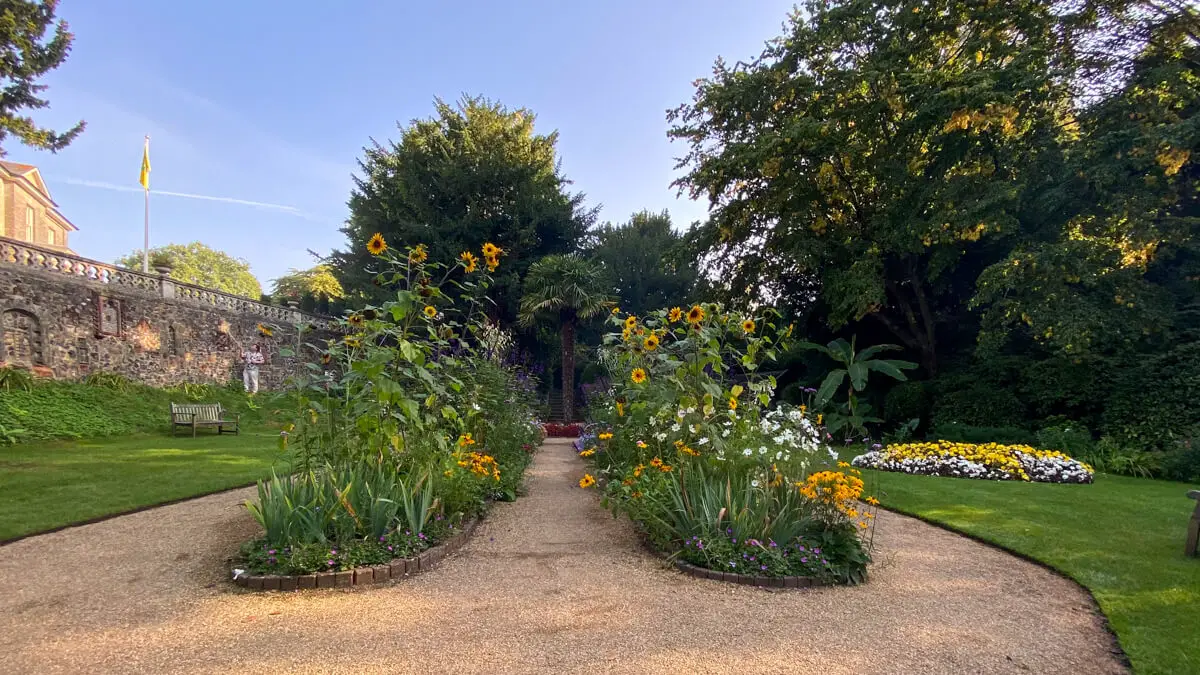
[{"left": 852, "top": 441, "right": 1094, "bottom": 484}]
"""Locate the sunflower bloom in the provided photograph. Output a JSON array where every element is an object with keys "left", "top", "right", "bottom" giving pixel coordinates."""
[
  {"left": 348, "top": 314, "right": 364, "bottom": 328},
  {"left": 728, "top": 397, "right": 738, "bottom": 410},
  {"left": 624, "top": 315, "right": 637, "bottom": 330},
  {"left": 257, "top": 323, "right": 273, "bottom": 337},
  {"left": 423, "top": 305, "right": 437, "bottom": 318},
  {"left": 482, "top": 242, "right": 502, "bottom": 258},
  {"left": 485, "top": 254, "right": 499, "bottom": 272},
  {"left": 631, "top": 368, "right": 647, "bottom": 384},
  {"left": 643, "top": 334, "right": 659, "bottom": 351},
  {"left": 367, "top": 233, "right": 387, "bottom": 256},
  {"left": 579, "top": 474, "right": 596, "bottom": 489},
  {"left": 459, "top": 251, "right": 478, "bottom": 273},
  {"left": 409, "top": 244, "right": 428, "bottom": 264},
  {"left": 742, "top": 319, "right": 756, "bottom": 334},
  {"left": 344, "top": 335, "right": 362, "bottom": 348},
  {"left": 686, "top": 305, "right": 705, "bottom": 323},
  {"left": 668, "top": 307, "right": 683, "bottom": 322},
  {"left": 611, "top": 306, "right": 621, "bottom": 315}
]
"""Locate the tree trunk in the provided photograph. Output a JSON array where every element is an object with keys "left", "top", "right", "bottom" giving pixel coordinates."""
[{"left": 560, "top": 309, "right": 577, "bottom": 423}]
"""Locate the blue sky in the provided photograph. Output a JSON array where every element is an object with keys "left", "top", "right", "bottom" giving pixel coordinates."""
[{"left": 8, "top": 0, "right": 794, "bottom": 288}]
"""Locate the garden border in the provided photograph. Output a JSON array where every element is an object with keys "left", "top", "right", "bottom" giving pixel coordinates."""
[
  {"left": 233, "top": 517, "right": 480, "bottom": 592},
  {"left": 673, "top": 558, "right": 832, "bottom": 588}
]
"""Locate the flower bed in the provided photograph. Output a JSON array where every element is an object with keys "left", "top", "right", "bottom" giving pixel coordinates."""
[
  {"left": 852, "top": 440, "right": 1094, "bottom": 483},
  {"left": 544, "top": 422, "right": 583, "bottom": 437},
  {"left": 578, "top": 303, "right": 876, "bottom": 586}
]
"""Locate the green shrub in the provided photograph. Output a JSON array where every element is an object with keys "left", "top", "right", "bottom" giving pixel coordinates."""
[
  {"left": 930, "top": 385, "right": 1027, "bottom": 428},
  {"left": 883, "top": 380, "right": 932, "bottom": 424},
  {"left": 0, "top": 367, "right": 32, "bottom": 392},
  {"left": 929, "top": 422, "right": 1036, "bottom": 446},
  {"left": 1103, "top": 342, "right": 1200, "bottom": 453},
  {"left": 1080, "top": 436, "right": 1160, "bottom": 478},
  {"left": 1036, "top": 423, "right": 1094, "bottom": 459},
  {"left": 1159, "top": 439, "right": 1200, "bottom": 483}
]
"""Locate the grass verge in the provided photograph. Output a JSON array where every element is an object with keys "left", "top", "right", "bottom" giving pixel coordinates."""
[
  {"left": 0, "top": 429, "right": 286, "bottom": 542},
  {"left": 863, "top": 466, "right": 1199, "bottom": 675}
]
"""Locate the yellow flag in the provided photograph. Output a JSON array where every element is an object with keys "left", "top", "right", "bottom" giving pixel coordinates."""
[{"left": 138, "top": 137, "right": 151, "bottom": 190}]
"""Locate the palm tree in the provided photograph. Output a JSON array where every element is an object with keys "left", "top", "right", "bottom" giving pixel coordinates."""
[{"left": 519, "top": 254, "right": 611, "bottom": 423}]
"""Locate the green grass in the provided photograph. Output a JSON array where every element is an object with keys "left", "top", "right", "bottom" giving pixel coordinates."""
[
  {"left": 0, "top": 429, "right": 288, "bottom": 541},
  {"left": 861, "top": 464, "right": 1200, "bottom": 675}
]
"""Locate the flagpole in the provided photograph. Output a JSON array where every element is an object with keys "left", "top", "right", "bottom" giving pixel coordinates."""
[{"left": 142, "top": 135, "right": 150, "bottom": 273}]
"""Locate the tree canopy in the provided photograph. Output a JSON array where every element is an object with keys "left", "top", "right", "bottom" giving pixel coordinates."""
[
  {"left": 588, "top": 210, "right": 696, "bottom": 316},
  {"left": 117, "top": 242, "right": 263, "bottom": 299},
  {"left": 332, "top": 96, "right": 592, "bottom": 326},
  {"left": 0, "top": 0, "right": 84, "bottom": 154}
]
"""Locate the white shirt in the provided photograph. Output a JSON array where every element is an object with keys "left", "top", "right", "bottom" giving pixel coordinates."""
[{"left": 242, "top": 350, "right": 265, "bottom": 366}]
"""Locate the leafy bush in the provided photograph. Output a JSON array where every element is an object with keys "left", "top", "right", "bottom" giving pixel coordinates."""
[
  {"left": 0, "top": 367, "right": 32, "bottom": 393},
  {"left": 1079, "top": 436, "right": 1159, "bottom": 478},
  {"left": 1103, "top": 342, "right": 1200, "bottom": 454},
  {"left": 930, "top": 384, "right": 1027, "bottom": 428},
  {"left": 929, "top": 422, "right": 1036, "bottom": 446},
  {"left": 883, "top": 380, "right": 931, "bottom": 426},
  {"left": 1160, "top": 439, "right": 1200, "bottom": 483},
  {"left": 1036, "top": 423, "right": 1094, "bottom": 459}
]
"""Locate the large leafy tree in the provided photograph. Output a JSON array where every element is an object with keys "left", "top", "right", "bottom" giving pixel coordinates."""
[
  {"left": 668, "top": 0, "right": 1082, "bottom": 374},
  {"left": 117, "top": 242, "right": 263, "bottom": 299},
  {"left": 519, "top": 254, "right": 611, "bottom": 422},
  {"left": 588, "top": 210, "right": 696, "bottom": 316},
  {"left": 332, "top": 96, "right": 593, "bottom": 325},
  {"left": 0, "top": 0, "right": 84, "bottom": 154},
  {"left": 271, "top": 264, "right": 345, "bottom": 313}
]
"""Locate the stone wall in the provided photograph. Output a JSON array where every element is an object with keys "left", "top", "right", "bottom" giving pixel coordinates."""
[{"left": 0, "top": 237, "right": 335, "bottom": 390}]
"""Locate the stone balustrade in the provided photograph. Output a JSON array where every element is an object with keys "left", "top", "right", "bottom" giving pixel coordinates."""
[{"left": 0, "top": 236, "right": 332, "bottom": 329}]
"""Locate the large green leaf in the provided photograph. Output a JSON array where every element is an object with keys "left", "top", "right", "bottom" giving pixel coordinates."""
[
  {"left": 848, "top": 362, "right": 868, "bottom": 391},
  {"left": 816, "top": 368, "right": 846, "bottom": 405},
  {"left": 865, "top": 359, "right": 916, "bottom": 381}
]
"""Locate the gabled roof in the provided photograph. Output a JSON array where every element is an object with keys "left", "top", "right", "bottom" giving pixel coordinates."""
[{"left": 0, "top": 161, "right": 76, "bottom": 231}]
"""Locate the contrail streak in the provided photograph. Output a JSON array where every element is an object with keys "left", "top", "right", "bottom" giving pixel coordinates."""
[{"left": 59, "top": 178, "right": 307, "bottom": 215}]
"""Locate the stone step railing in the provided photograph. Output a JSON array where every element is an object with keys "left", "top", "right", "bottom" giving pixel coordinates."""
[{"left": 0, "top": 236, "right": 334, "bottom": 329}]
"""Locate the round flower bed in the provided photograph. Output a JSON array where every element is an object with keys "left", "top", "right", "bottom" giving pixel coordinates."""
[{"left": 852, "top": 440, "right": 1094, "bottom": 483}]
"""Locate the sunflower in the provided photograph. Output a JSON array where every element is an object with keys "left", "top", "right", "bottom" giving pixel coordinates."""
[
  {"left": 348, "top": 313, "right": 364, "bottom": 328},
  {"left": 367, "top": 233, "right": 387, "bottom": 256},
  {"left": 624, "top": 315, "right": 637, "bottom": 330},
  {"left": 742, "top": 319, "right": 756, "bottom": 334},
  {"left": 344, "top": 335, "right": 362, "bottom": 348},
  {"left": 423, "top": 305, "right": 438, "bottom": 318},
  {"left": 622, "top": 327, "right": 632, "bottom": 342},
  {"left": 728, "top": 397, "right": 738, "bottom": 410},
  {"left": 482, "top": 242, "right": 502, "bottom": 258},
  {"left": 320, "top": 353, "right": 332, "bottom": 365},
  {"left": 578, "top": 474, "right": 596, "bottom": 489},
  {"left": 686, "top": 305, "right": 705, "bottom": 323},
  {"left": 631, "top": 368, "right": 647, "bottom": 384},
  {"left": 643, "top": 334, "right": 659, "bottom": 351},
  {"left": 611, "top": 306, "right": 621, "bottom": 315},
  {"left": 409, "top": 244, "right": 428, "bottom": 264},
  {"left": 257, "top": 323, "right": 273, "bottom": 337},
  {"left": 459, "top": 251, "right": 478, "bottom": 273},
  {"left": 668, "top": 307, "right": 683, "bottom": 322},
  {"left": 485, "top": 254, "right": 499, "bottom": 272}
]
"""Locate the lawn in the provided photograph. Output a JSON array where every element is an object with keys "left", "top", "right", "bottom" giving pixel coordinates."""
[
  {"left": 0, "top": 429, "right": 286, "bottom": 542},
  {"left": 861, "top": 464, "right": 1200, "bottom": 675}
]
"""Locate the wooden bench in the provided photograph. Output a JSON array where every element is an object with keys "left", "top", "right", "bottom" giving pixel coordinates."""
[
  {"left": 1188, "top": 490, "right": 1200, "bottom": 558},
  {"left": 170, "top": 403, "right": 239, "bottom": 437}
]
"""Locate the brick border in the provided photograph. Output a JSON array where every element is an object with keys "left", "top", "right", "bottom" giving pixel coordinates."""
[
  {"left": 232, "top": 517, "right": 480, "bottom": 592},
  {"left": 673, "top": 559, "right": 831, "bottom": 589}
]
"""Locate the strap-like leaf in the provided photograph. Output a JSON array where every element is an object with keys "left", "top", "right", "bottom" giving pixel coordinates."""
[{"left": 816, "top": 368, "right": 846, "bottom": 404}]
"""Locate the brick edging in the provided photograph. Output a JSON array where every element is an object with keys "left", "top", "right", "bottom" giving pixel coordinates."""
[
  {"left": 674, "top": 559, "right": 831, "bottom": 588},
  {"left": 233, "top": 517, "right": 480, "bottom": 592}
]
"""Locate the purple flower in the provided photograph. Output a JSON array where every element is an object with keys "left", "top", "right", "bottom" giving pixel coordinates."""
[
  {"left": 267, "top": 549, "right": 276, "bottom": 555},
  {"left": 697, "top": 542, "right": 704, "bottom": 550},
  {"left": 330, "top": 549, "right": 338, "bottom": 555},
  {"left": 729, "top": 561, "right": 736, "bottom": 567},
  {"left": 387, "top": 545, "right": 393, "bottom": 551},
  {"left": 327, "top": 560, "right": 335, "bottom": 566},
  {"left": 798, "top": 545, "right": 806, "bottom": 552},
  {"left": 379, "top": 536, "right": 386, "bottom": 542},
  {"left": 768, "top": 540, "right": 777, "bottom": 548},
  {"left": 761, "top": 565, "right": 768, "bottom": 571},
  {"left": 418, "top": 532, "right": 426, "bottom": 540},
  {"left": 813, "top": 547, "right": 821, "bottom": 555},
  {"left": 801, "top": 556, "right": 808, "bottom": 563}
]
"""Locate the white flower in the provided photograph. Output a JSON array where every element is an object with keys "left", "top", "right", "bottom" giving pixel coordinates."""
[
  {"left": 671, "top": 423, "right": 681, "bottom": 432},
  {"left": 689, "top": 424, "right": 698, "bottom": 434},
  {"left": 775, "top": 451, "right": 782, "bottom": 460},
  {"left": 751, "top": 479, "right": 760, "bottom": 488},
  {"left": 654, "top": 432, "right": 668, "bottom": 441},
  {"left": 677, "top": 410, "right": 687, "bottom": 419},
  {"left": 686, "top": 407, "right": 697, "bottom": 414},
  {"left": 722, "top": 428, "right": 731, "bottom": 437},
  {"left": 743, "top": 448, "right": 753, "bottom": 456},
  {"left": 698, "top": 437, "right": 709, "bottom": 445}
]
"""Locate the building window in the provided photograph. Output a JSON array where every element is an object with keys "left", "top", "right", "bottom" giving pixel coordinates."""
[
  {"left": 46, "top": 228, "right": 55, "bottom": 246},
  {"left": 2, "top": 309, "right": 44, "bottom": 366},
  {"left": 24, "top": 207, "right": 33, "bottom": 241}
]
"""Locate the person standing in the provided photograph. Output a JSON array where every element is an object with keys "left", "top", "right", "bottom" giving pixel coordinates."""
[{"left": 241, "top": 343, "right": 265, "bottom": 394}]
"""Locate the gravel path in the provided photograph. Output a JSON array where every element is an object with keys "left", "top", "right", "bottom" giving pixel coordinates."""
[{"left": 0, "top": 438, "right": 1124, "bottom": 674}]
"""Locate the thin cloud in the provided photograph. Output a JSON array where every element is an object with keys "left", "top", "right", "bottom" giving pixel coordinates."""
[{"left": 59, "top": 178, "right": 308, "bottom": 216}]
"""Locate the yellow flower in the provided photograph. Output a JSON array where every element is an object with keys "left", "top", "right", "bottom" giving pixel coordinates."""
[
  {"left": 633, "top": 464, "right": 645, "bottom": 477},
  {"left": 865, "top": 496, "right": 880, "bottom": 506},
  {"left": 650, "top": 457, "right": 663, "bottom": 467},
  {"left": 837, "top": 461, "right": 850, "bottom": 468},
  {"left": 668, "top": 307, "right": 683, "bottom": 322},
  {"left": 728, "top": 397, "right": 738, "bottom": 410},
  {"left": 616, "top": 402, "right": 624, "bottom": 417},
  {"left": 631, "top": 368, "right": 647, "bottom": 384},
  {"left": 459, "top": 251, "right": 478, "bottom": 273},
  {"left": 367, "top": 233, "right": 387, "bottom": 256},
  {"left": 660, "top": 464, "right": 673, "bottom": 472},
  {"left": 457, "top": 433, "right": 476, "bottom": 447},
  {"left": 482, "top": 242, "right": 502, "bottom": 258},
  {"left": 816, "top": 414, "right": 824, "bottom": 425},
  {"left": 347, "top": 314, "right": 364, "bottom": 328},
  {"left": 485, "top": 254, "right": 499, "bottom": 272},
  {"left": 598, "top": 432, "right": 613, "bottom": 440},
  {"left": 257, "top": 323, "right": 273, "bottom": 337},
  {"left": 344, "top": 335, "right": 362, "bottom": 348},
  {"left": 643, "top": 334, "right": 659, "bottom": 351},
  {"left": 611, "top": 306, "right": 621, "bottom": 315},
  {"left": 742, "top": 319, "right": 756, "bottom": 334},
  {"left": 579, "top": 474, "right": 596, "bottom": 489},
  {"left": 636, "top": 440, "right": 647, "bottom": 448},
  {"left": 622, "top": 327, "right": 632, "bottom": 341},
  {"left": 686, "top": 305, "right": 705, "bottom": 323},
  {"left": 624, "top": 315, "right": 638, "bottom": 330},
  {"left": 423, "top": 305, "right": 437, "bottom": 318},
  {"left": 681, "top": 445, "right": 700, "bottom": 456},
  {"left": 580, "top": 448, "right": 596, "bottom": 458},
  {"left": 409, "top": 244, "right": 428, "bottom": 264}
]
